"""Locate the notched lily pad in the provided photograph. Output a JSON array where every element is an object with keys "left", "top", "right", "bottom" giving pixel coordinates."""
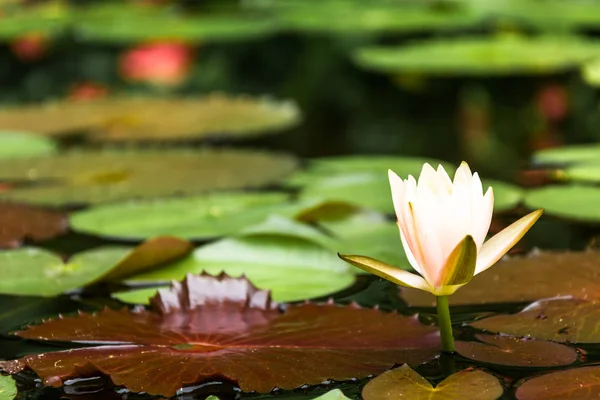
[
  {"left": 515, "top": 365, "right": 600, "bottom": 400},
  {"left": 0, "top": 273, "right": 440, "bottom": 396},
  {"left": 0, "top": 202, "right": 68, "bottom": 248},
  {"left": 0, "top": 237, "right": 192, "bottom": 296},
  {"left": 455, "top": 334, "right": 579, "bottom": 367},
  {"left": 524, "top": 185, "right": 600, "bottom": 223},
  {"left": 355, "top": 36, "right": 600, "bottom": 76},
  {"left": 362, "top": 364, "right": 503, "bottom": 400},
  {"left": 471, "top": 298, "right": 600, "bottom": 343},
  {"left": 0, "top": 149, "right": 297, "bottom": 206},
  {"left": 401, "top": 251, "right": 600, "bottom": 307}
]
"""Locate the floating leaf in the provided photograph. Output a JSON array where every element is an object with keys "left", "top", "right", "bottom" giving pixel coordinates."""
[
  {"left": 0, "top": 131, "right": 56, "bottom": 159},
  {"left": 114, "top": 218, "right": 353, "bottom": 303},
  {"left": 355, "top": 36, "right": 600, "bottom": 76},
  {"left": 69, "top": 193, "right": 292, "bottom": 240},
  {"left": 455, "top": 334, "right": 578, "bottom": 367},
  {"left": 311, "top": 389, "right": 353, "bottom": 400},
  {"left": 0, "top": 202, "right": 68, "bottom": 248},
  {"left": 515, "top": 365, "right": 600, "bottom": 400},
  {"left": 0, "top": 237, "right": 191, "bottom": 296},
  {"left": 0, "top": 274, "right": 440, "bottom": 396},
  {"left": 524, "top": 185, "right": 600, "bottom": 222},
  {"left": 0, "top": 295, "right": 87, "bottom": 333},
  {"left": 0, "top": 95, "right": 300, "bottom": 141},
  {"left": 532, "top": 143, "right": 600, "bottom": 166},
  {"left": 0, "top": 149, "right": 297, "bottom": 206},
  {"left": 0, "top": 375, "right": 16, "bottom": 400},
  {"left": 401, "top": 251, "right": 600, "bottom": 307},
  {"left": 362, "top": 364, "right": 503, "bottom": 400},
  {"left": 470, "top": 298, "right": 600, "bottom": 343},
  {"left": 0, "top": 4, "right": 70, "bottom": 39}
]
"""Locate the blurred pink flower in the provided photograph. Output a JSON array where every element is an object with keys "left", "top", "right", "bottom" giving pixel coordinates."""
[
  {"left": 119, "top": 41, "right": 193, "bottom": 87},
  {"left": 11, "top": 32, "right": 49, "bottom": 62}
]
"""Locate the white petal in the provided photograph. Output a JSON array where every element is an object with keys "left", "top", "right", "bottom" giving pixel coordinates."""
[
  {"left": 398, "top": 222, "right": 424, "bottom": 276},
  {"left": 407, "top": 200, "right": 444, "bottom": 286},
  {"left": 475, "top": 209, "right": 544, "bottom": 275},
  {"left": 471, "top": 186, "right": 494, "bottom": 250},
  {"left": 388, "top": 169, "right": 405, "bottom": 222}
]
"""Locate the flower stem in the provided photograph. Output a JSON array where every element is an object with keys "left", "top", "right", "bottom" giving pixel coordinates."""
[{"left": 436, "top": 295, "right": 455, "bottom": 353}]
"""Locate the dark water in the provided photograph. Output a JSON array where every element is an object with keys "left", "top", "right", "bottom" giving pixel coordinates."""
[{"left": 1, "top": 274, "right": 595, "bottom": 400}]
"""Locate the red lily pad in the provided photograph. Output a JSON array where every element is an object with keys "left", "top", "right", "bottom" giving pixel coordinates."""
[
  {"left": 362, "top": 364, "right": 503, "bottom": 400},
  {"left": 515, "top": 365, "right": 600, "bottom": 400},
  {"left": 0, "top": 273, "right": 440, "bottom": 396},
  {"left": 471, "top": 298, "right": 600, "bottom": 343},
  {"left": 400, "top": 251, "right": 600, "bottom": 307},
  {"left": 455, "top": 334, "right": 579, "bottom": 367},
  {"left": 0, "top": 202, "right": 68, "bottom": 248}
]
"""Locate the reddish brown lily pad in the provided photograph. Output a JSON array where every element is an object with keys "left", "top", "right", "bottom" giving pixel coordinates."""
[
  {"left": 401, "top": 251, "right": 600, "bottom": 307},
  {"left": 455, "top": 334, "right": 579, "bottom": 367},
  {"left": 0, "top": 202, "right": 68, "bottom": 248},
  {"left": 515, "top": 366, "right": 600, "bottom": 400},
  {"left": 0, "top": 273, "right": 440, "bottom": 395},
  {"left": 471, "top": 298, "right": 600, "bottom": 343}
]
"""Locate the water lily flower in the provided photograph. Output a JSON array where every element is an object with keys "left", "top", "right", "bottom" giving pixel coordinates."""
[{"left": 340, "top": 162, "right": 543, "bottom": 297}]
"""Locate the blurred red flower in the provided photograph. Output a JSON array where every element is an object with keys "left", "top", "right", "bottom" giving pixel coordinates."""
[{"left": 11, "top": 32, "right": 49, "bottom": 62}]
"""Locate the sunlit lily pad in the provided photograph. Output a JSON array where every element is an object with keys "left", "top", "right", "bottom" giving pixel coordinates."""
[
  {"left": 524, "top": 185, "right": 600, "bottom": 222},
  {"left": 0, "top": 237, "right": 191, "bottom": 296},
  {"left": 115, "top": 218, "right": 354, "bottom": 303},
  {"left": 354, "top": 36, "right": 600, "bottom": 76},
  {"left": 471, "top": 298, "right": 600, "bottom": 343},
  {"left": 69, "top": 192, "right": 292, "bottom": 240},
  {"left": 532, "top": 143, "right": 600, "bottom": 166},
  {"left": 401, "top": 251, "right": 600, "bottom": 307},
  {"left": 0, "top": 4, "right": 70, "bottom": 39},
  {"left": 0, "top": 131, "right": 56, "bottom": 159},
  {"left": 515, "top": 366, "right": 600, "bottom": 400},
  {"left": 0, "top": 375, "right": 16, "bottom": 400},
  {"left": 455, "top": 334, "right": 578, "bottom": 367},
  {"left": 0, "top": 274, "right": 440, "bottom": 396},
  {"left": 0, "top": 95, "right": 300, "bottom": 141},
  {"left": 311, "top": 389, "right": 352, "bottom": 400},
  {"left": 362, "top": 364, "right": 503, "bottom": 400},
  {"left": 0, "top": 149, "right": 297, "bottom": 206},
  {"left": 0, "top": 202, "right": 68, "bottom": 248}
]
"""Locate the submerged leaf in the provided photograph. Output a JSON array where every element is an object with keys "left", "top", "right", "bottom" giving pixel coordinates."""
[
  {"left": 0, "top": 274, "right": 440, "bottom": 395},
  {"left": 0, "top": 202, "right": 68, "bottom": 248},
  {"left": 455, "top": 334, "right": 579, "bottom": 367},
  {"left": 362, "top": 364, "right": 503, "bottom": 400},
  {"left": 515, "top": 366, "right": 600, "bottom": 400},
  {"left": 401, "top": 251, "right": 600, "bottom": 307},
  {"left": 471, "top": 298, "right": 600, "bottom": 343}
]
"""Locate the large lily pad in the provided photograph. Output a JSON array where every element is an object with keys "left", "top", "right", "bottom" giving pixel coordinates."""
[
  {"left": 0, "top": 149, "right": 297, "bottom": 206},
  {"left": 532, "top": 143, "right": 600, "bottom": 166},
  {"left": 455, "top": 334, "right": 578, "bottom": 367},
  {"left": 515, "top": 366, "right": 600, "bottom": 400},
  {"left": 401, "top": 251, "right": 600, "bottom": 307},
  {"left": 0, "top": 375, "right": 16, "bottom": 400},
  {"left": 0, "top": 237, "right": 191, "bottom": 296},
  {"left": 69, "top": 192, "right": 295, "bottom": 240},
  {"left": 354, "top": 35, "right": 600, "bottom": 76},
  {"left": 362, "top": 364, "right": 503, "bottom": 400},
  {"left": 0, "top": 202, "right": 68, "bottom": 248},
  {"left": 524, "top": 185, "right": 600, "bottom": 222},
  {"left": 0, "top": 95, "right": 300, "bottom": 141},
  {"left": 0, "top": 274, "right": 440, "bottom": 396},
  {"left": 0, "top": 4, "right": 70, "bottom": 39},
  {"left": 471, "top": 298, "right": 600, "bottom": 343},
  {"left": 114, "top": 218, "right": 354, "bottom": 303},
  {"left": 0, "top": 131, "right": 56, "bottom": 159}
]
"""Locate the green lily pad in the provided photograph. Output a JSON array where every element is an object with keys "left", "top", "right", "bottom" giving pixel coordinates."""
[
  {"left": 532, "top": 143, "right": 600, "bottom": 166},
  {"left": 515, "top": 366, "right": 600, "bottom": 400},
  {"left": 0, "top": 5, "right": 70, "bottom": 39},
  {"left": 354, "top": 35, "right": 600, "bottom": 76},
  {"left": 0, "top": 237, "right": 191, "bottom": 296},
  {"left": 69, "top": 192, "right": 293, "bottom": 240},
  {"left": 0, "top": 149, "right": 297, "bottom": 206},
  {"left": 362, "top": 364, "right": 503, "bottom": 400},
  {"left": 0, "top": 131, "right": 56, "bottom": 159},
  {"left": 0, "top": 375, "right": 16, "bottom": 400},
  {"left": 311, "top": 389, "right": 353, "bottom": 400},
  {"left": 0, "top": 95, "right": 300, "bottom": 141},
  {"left": 114, "top": 218, "right": 355, "bottom": 304},
  {"left": 524, "top": 185, "right": 600, "bottom": 222}
]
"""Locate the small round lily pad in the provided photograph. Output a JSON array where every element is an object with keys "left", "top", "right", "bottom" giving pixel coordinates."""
[
  {"left": 354, "top": 35, "right": 600, "bottom": 76},
  {"left": 524, "top": 185, "right": 600, "bottom": 222},
  {"left": 70, "top": 192, "right": 293, "bottom": 240},
  {"left": 0, "top": 149, "right": 297, "bottom": 206},
  {"left": 0, "top": 131, "right": 56, "bottom": 159}
]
